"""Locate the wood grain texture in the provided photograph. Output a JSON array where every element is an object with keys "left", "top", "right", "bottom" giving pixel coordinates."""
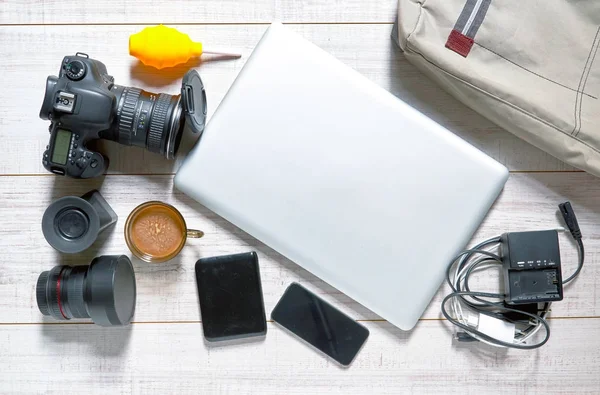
[
  {"left": 2, "top": 172, "right": 598, "bottom": 324},
  {"left": 1, "top": 4, "right": 597, "bottom": 392},
  {"left": 0, "top": 0, "right": 397, "bottom": 24},
  {"left": 0, "top": 24, "right": 573, "bottom": 175},
  {"left": 1, "top": 319, "right": 599, "bottom": 395}
]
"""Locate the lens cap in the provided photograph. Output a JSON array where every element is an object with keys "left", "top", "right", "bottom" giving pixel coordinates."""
[
  {"left": 181, "top": 70, "right": 207, "bottom": 134},
  {"left": 42, "top": 190, "right": 117, "bottom": 253},
  {"left": 87, "top": 255, "right": 137, "bottom": 326}
]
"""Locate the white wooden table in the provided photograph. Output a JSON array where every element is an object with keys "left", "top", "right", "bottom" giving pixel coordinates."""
[{"left": 1, "top": 2, "right": 599, "bottom": 394}]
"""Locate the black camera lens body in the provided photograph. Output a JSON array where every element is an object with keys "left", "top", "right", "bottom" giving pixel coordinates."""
[
  {"left": 39, "top": 52, "right": 206, "bottom": 178},
  {"left": 111, "top": 86, "right": 185, "bottom": 159},
  {"left": 36, "top": 255, "right": 137, "bottom": 326}
]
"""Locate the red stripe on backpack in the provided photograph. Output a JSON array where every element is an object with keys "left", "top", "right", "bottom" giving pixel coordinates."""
[{"left": 445, "top": 29, "right": 474, "bottom": 57}]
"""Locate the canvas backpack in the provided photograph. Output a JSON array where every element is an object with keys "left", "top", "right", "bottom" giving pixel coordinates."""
[{"left": 393, "top": 0, "right": 600, "bottom": 176}]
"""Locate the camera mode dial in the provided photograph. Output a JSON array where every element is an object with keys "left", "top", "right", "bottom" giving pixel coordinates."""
[{"left": 64, "top": 60, "right": 86, "bottom": 81}]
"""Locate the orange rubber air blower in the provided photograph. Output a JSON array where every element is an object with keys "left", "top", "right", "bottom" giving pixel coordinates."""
[{"left": 129, "top": 25, "right": 240, "bottom": 69}]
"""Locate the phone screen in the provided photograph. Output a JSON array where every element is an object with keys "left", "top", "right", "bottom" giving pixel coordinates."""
[{"left": 271, "top": 283, "right": 369, "bottom": 366}]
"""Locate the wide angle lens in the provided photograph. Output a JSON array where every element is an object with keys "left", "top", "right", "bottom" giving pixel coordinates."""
[
  {"left": 113, "top": 86, "right": 185, "bottom": 160},
  {"left": 36, "top": 255, "right": 136, "bottom": 326}
]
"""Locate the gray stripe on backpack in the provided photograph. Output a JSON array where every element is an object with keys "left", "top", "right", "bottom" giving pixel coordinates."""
[{"left": 454, "top": 0, "right": 492, "bottom": 38}]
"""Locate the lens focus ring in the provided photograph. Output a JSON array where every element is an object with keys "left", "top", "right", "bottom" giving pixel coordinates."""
[
  {"left": 117, "top": 87, "right": 141, "bottom": 146},
  {"left": 147, "top": 93, "right": 172, "bottom": 154},
  {"left": 48, "top": 267, "right": 67, "bottom": 320},
  {"left": 65, "top": 266, "right": 89, "bottom": 319}
]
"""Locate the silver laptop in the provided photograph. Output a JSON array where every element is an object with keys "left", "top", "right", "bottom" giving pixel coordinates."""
[{"left": 175, "top": 23, "right": 508, "bottom": 330}]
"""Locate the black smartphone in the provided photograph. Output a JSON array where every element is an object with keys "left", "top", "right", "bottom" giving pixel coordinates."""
[{"left": 271, "top": 283, "right": 369, "bottom": 366}]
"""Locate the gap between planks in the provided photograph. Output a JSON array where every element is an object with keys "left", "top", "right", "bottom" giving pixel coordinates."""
[
  {"left": 0, "top": 22, "right": 395, "bottom": 27},
  {"left": 2, "top": 316, "right": 598, "bottom": 326},
  {"left": 0, "top": 170, "right": 586, "bottom": 177}
]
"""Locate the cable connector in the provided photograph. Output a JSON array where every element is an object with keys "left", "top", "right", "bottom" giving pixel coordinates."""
[
  {"left": 559, "top": 201, "right": 585, "bottom": 285},
  {"left": 464, "top": 311, "right": 479, "bottom": 328},
  {"left": 559, "top": 201, "right": 582, "bottom": 240},
  {"left": 477, "top": 314, "right": 516, "bottom": 343},
  {"left": 455, "top": 332, "right": 479, "bottom": 342}
]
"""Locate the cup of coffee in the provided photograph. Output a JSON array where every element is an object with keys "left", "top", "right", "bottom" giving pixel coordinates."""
[{"left": 125, "top": 201, "right": 204, "bottom": 263}]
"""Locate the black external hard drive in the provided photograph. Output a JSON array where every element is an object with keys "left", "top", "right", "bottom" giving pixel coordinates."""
[{"left": 195, "top": 251, "right": 267, "bottom": 341}]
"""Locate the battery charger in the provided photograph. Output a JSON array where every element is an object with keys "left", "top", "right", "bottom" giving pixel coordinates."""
[
  {"left": 441, "top": 201, "right": 585, "bottom": 349},
  {"left": 501, "top": 230, "right": 563, "bottom": 305}
]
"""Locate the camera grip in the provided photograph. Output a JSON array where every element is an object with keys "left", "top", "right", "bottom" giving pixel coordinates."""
[{"left": 79, "top": 152, "right": 107, "bottom": 178}]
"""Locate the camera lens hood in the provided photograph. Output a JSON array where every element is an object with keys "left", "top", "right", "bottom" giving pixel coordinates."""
[
  {"left": 42, "top": 190, "right": 117, "bottom": 254},
  {"left": 86, "top": 255, "right": 137, "bottom": 326},
  {"left": 42, "top": 196, "right": 100, "bottom": 254}
]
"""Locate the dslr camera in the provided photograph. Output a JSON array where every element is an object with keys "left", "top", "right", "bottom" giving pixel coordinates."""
[{"left": 39, "top": 53, "right": 206, "bottom": 178}]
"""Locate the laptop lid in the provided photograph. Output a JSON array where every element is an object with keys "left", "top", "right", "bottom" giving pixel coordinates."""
[{"left": 175, "top": 23, "right": 508, "bottom": 330}]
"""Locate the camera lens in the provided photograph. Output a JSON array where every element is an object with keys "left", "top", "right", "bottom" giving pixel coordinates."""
[
  {"left": 113, "top": 86, "right": 184, "bottom": 160},
  {"left": 36, "top": 255, "right": 136, "bottom": 326}
]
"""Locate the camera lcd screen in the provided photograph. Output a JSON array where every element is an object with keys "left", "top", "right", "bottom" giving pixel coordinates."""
[
  {"left": 271, "top": 283, "right": 369, "bottom": 366},
  {"left": 52, "top": 129, "right": 71, "bottom": 165}
]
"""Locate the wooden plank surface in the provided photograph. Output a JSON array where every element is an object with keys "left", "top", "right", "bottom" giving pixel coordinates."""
[
  {"left": 1, "top": 319, "right": 599, "bottom": 394},
  {"left": 2, "top": 172, "right": 598, "bottom": 324},
  {"left": 2, "top": 2, "right": 598, "bottom": 393},
  {"left": 0, "top": 0, "right": 397, "bottom": 24},
  {"left": 0, "top": 24, "right": 572, "bottom": 175}
]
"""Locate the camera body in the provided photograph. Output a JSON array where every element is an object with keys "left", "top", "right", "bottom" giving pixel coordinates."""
[
  {"left": 40, "top": 53, "right": 116, "bottom": 177},
  {"left": 40, "top": 53, "right": 207, "bottom": 178}
]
